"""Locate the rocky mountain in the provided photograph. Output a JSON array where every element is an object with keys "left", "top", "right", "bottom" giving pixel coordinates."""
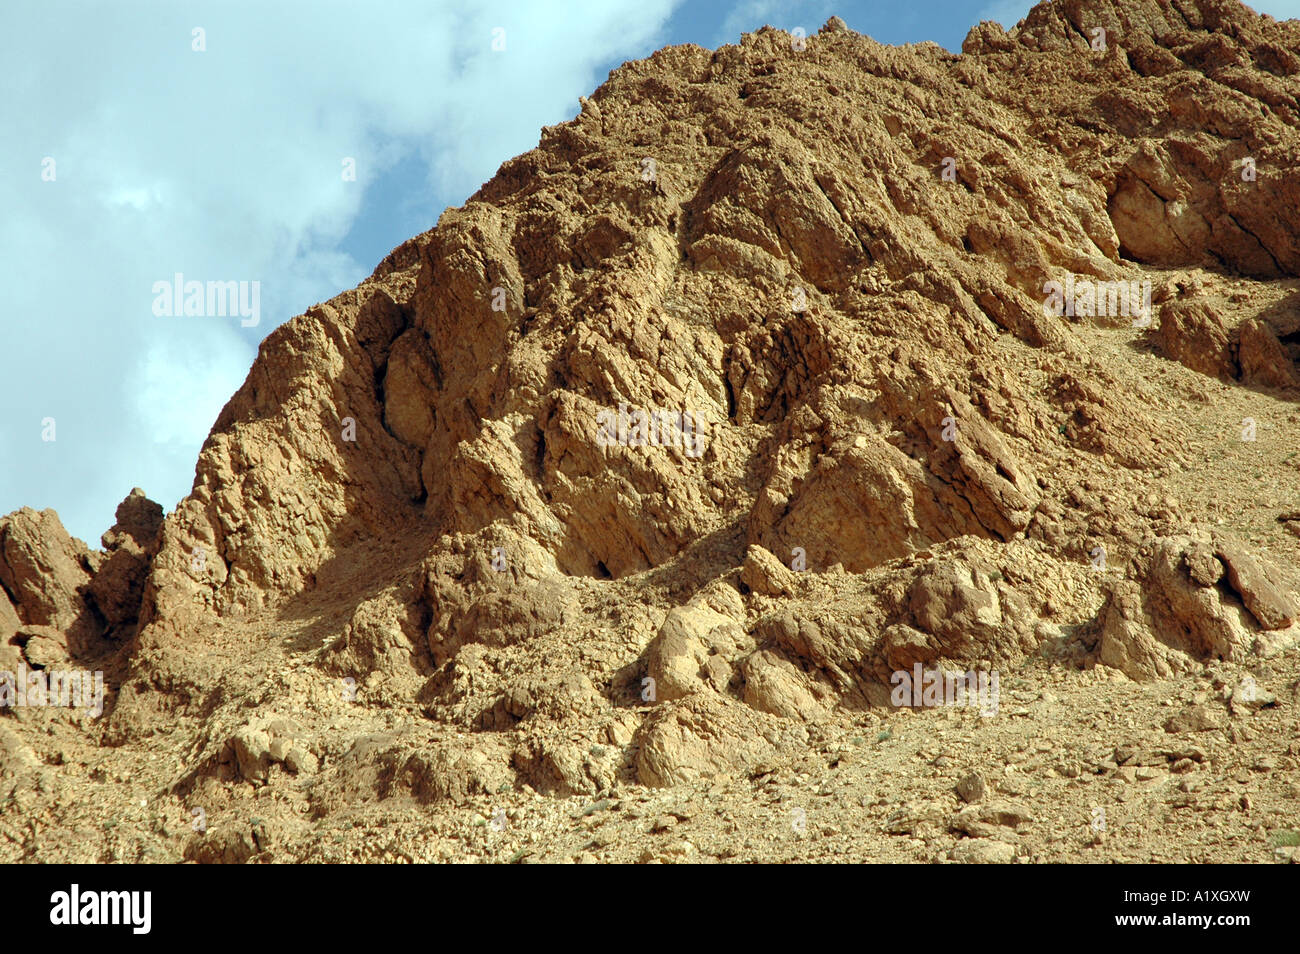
[{"left": 4, "top": 0, "right": 1300, "bottom": 863}]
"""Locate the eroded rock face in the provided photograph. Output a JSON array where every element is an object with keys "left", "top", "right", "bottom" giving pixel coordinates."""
[
  {"left": 634, "top": 694, "right": 805, "bottom": 788},
  {"left": 1238, "top": 316, "right": 1300, "bottom": 390},
  {"left": 1098, "top": 534, "right": 1299, "bottom": 680},
  {"left": 5, "top": 0, "right": 1300, "bottom": 858},
  {"left": 642, "top": 604, "right": 746, "bottom": 702},
  {"left": 1157, "top": 300, "right": 1238, "bottom": 380},
  {"left": 0, "top": 490, "right": 163, "bottom": 695},
  {"left": 1215, "top": 540, "right": 1296, "bottom": 631},
  {"left": 0, "top": 508, "right": 99, "bottom": 652},
  {"left": 89, "top": 489, "right": 163, "bottom": 633},
  {"left": 115, "top": 0, "right": 1300, "bottom": 647},
  {"left": 1156, "top": 294, "right": 1300, "bottom": 390}
]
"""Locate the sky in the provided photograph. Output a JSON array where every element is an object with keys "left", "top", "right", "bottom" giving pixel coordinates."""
[{"left": 3, "top": 0, "right": 1299, "bottom": 546}]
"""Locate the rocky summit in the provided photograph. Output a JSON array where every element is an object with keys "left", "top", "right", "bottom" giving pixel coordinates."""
[{"left": 4, "top": 0, "right": 1300, "bottom": 864}]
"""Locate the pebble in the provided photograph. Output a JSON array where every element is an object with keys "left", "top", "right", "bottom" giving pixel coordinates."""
[{"left": 956, "top": 772, "right": 986, "bottom": 803}]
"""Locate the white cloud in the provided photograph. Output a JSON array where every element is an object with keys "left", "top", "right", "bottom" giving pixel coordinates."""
[
  {"left": 0, "top": 0, "right": 679, "bottom": 544},
  {"left": 715, "top": 0, "right": 836, "bottom": 47},
  {"left": 135, "top": 336, "right": 251, "bottom": 449}
]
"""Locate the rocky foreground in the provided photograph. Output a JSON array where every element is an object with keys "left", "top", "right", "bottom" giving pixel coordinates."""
[{"left": 3, "top": 0, "right": 1300, "bottom": 863}]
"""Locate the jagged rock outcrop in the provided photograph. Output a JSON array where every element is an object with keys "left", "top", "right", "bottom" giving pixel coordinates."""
[
  {"left": 1098, "top": 532, "right": 1298, "bottom": 679},
  {"left": 98, "top": 0, "right": 1300, "bottom": 757},
  {"left": 0, "top": 508, "right": 101, "bottom": 660},
  {"left": 4, "top": 0, "right": 1300, "bottom": 862},
  {"left": 88, "top": 489, "right": 164, "bottom": 634},
  {"left": 0, "top": 489, "right": 162, "bottom": 676}
]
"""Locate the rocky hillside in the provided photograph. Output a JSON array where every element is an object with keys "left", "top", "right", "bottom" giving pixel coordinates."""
[{"left": 4, "top": 0, "right": 1300, "bottom": 863}]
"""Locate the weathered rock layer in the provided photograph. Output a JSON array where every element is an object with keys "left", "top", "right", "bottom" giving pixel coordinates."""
[{"left": 4, "top": 0, "right": 1300, "bottom": 859}]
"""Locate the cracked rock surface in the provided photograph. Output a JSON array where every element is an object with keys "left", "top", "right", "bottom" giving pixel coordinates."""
[{"left": 4, "top": 0, "right": 1300, "bottom": 863}]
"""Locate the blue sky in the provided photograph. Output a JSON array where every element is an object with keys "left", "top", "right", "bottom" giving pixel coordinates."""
[{"left": 3, "top": 0, "right": 1299, "bottom": 545}]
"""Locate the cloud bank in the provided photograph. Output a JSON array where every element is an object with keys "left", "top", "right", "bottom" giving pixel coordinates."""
[{"left": 0, "top": 0, "right": 679, "bottom": 544}]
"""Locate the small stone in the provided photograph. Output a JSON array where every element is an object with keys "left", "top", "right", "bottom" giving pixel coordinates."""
[
  {"left": 1168, "top": 744, "right": 1208, "bottom": 763},
  {"left": 1163, "top": 705, "right": 1222, "bottom": 733},
  {"left": 231, "top": 728, "right": 272, "bottom": 783},
  {"left": 266, "top": 718, "right": 299, "bottom": 738},
  {"left": 956, "top": 772, "right": 987, "bottom": 803},
  {"left": 1113, "top": 743, "right": 1141, "bottom": 765},
  {"left": 1183, "top": 542, "right": 1224, "bottom": 587},
  {"left": 284, "top": 748, "right": 318, "bottom": 775},
  {"left": 1229, "top": 683, "right": 1276, "bottom": 714},
  {"left": 949, "top": 840, "right": 1016, "bottom": 864},
  {"left": 740, "top": 545, "right": 798, "bottom": 597},
  {"left": 996, "top": 776, "right": 1027, "bottom": 796}
]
